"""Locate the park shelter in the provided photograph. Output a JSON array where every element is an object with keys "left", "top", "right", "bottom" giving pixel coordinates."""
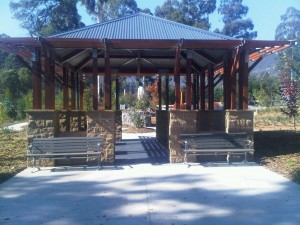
[{"left": 0, "top": 13, "right": 295, "bottom": 163}]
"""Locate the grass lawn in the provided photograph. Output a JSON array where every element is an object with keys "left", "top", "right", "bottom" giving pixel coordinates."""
[
  {"left": 0, "top": 129, "right": 27, "bottom": 184},
  {"left": 0, "top": 124, "right": 300, "bottom": 185}
]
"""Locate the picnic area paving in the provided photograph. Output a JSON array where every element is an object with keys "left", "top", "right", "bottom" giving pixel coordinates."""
[{"left": 0, "top": 162, "right": 299, "bottom": 225}]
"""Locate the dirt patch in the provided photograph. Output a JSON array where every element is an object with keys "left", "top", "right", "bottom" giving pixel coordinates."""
[{"left": 260, "top": 153, "right": 300, "bottom": 183}]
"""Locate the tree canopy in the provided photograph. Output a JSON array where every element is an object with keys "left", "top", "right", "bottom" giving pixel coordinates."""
[
  {"left": 217, "top": 0, "right": 257, "bottom": 39},
  {"left": 154, "top": 0, "right": 216, "bottom": 30},
  {"left": 275, "top": 7, "right": 300, "bottom": 79},
  {"left": 10, "top": 0, "right": 84, "bottom": 36},
  {"left": 80, "top": 0, "right": 139, "bottom": 23}
]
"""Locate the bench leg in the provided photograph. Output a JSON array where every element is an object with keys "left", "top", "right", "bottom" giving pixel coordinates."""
[
  {"left": 244, "top": 152, "right": 248, "bottom": 163},
  {"left": 31, "top": 158, "right": 40, "bottom": 173},
  {"left": 226, "top": 152, "right": 231, "bottom": 164},
  {"left": 97, "top": 155, "right": 101, "bottom": 170}
]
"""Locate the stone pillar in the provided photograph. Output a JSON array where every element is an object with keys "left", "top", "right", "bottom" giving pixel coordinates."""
[
  {"left": 197, "top": 110, "right": 226, "bottom": 132},
  {"left": 169, "top": 110, "right": 198, "bottom": 163},
  {"left": 27, "top": 110, "right": 60, "bottom": 141},
  {"left": 156, "top": 110, "right": 169, "bottom": 145},
  {"left": 225, "top": 110, "right": 254, "bottom": 161},
  {"left": 26, "top": 110, "right": 60, "bottom": 167},
  {"left": 86, "top": 110, "right": 116, "bottom": 164},
  {"left": 225, "top": 110, "right": 253, "bottom": 135}
]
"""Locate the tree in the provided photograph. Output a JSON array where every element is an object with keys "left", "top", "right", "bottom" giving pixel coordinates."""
[
  {"left": 154, "top": 0, "right": 216, "bottom": 30},
  {"left": 10, "top": 0, "right": 84, "bottom": 36},
  {"left": 217, "top": 0, "right": 257, "bottom": 39},
  {"left": 279, "top": 53, "right": 299, "bottom": 130},
  {"left": 80, "top": 0, "right": 139, "bottom": 23},
  {"left": 275, "top": 7, "right": 300, "bottom": 130},
  {"left": 275, "top": 7, "right": 300, "bottom": 79}
]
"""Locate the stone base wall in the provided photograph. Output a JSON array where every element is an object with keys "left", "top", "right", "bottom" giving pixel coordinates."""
[
  {"left": 156, "top": 110, "right": 169, "bottom": 145},
  {"left": 26, "top": 110, "right": 60, "bottom": 167},
  {"left": 168, "top": 110, "right": 254, "bottom": 163},
  {"left": 58, "top": 111, "right": 86, "bottom": 134},
  {"left": 86, "top": 111, "right": 116, "bottom": 164},
  {"left": 225, "top": 110, "right": 254, "bottom": 135},
  {"left": 26, "top": 110, "right": 60, "bottom": 141},
  {"left": 169, "top": 110, "right": 198, "bottom": 163}
]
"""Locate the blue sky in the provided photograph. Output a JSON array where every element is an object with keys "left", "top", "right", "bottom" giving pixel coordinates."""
[{"left": 0, "top": 0, "right": 299, "bottom": 39}]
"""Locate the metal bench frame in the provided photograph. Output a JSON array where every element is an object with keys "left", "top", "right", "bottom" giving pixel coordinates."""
[
  {"left": 180, "top": 132, "right": 254, "bottom": 164},
  {"left": 27, "top": 137, "right": 103, "bottom": 170}
]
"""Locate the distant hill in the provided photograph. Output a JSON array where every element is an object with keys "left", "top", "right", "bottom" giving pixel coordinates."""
[{"left": 250, "top": 54, "right": 280, "bottom": 77}]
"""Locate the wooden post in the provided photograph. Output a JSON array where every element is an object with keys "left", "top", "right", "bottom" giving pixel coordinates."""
[
  {"left": 208, "top": 64, "right": 214, "bottom": 110},
  {"left": 200, "top": 72, "right": 205, "bottom": 110},
  {"left": 186, "top": 51, "right": 192, "bottom": 110},
  {"left": 165, "top": 74, "right": 169, "bottom": 111},
  {"left": 63, "top": 66, "right": 69, "bottom": 110},
  {"left": 32, "top": 48, "right": 42, "bottom": 109},
  {"left": 224, "top": 51, "right": 232, "bottom": 110},
  {"left": 79, "top": 74, "right": 84, "bottom": 110},
  {"left": 71, "top": 72, "right": 76, "bottom": 110},
  {"left": 230, "top": 48, "right": 240, "bottom": 109},
  {"left": 44, "top": 49, "right": 55, "bottom": 110},
  {"left": 158, "top": 74, "right": 162, "bottom": 110},
  {"left": 104, "top": 39, "right": 112, "bottom": 110},
  {"left": 116, "top": 74, "right": 120, "bottom": 110},
  {"left": 92, "top": 48, "right": 98, "bottom": 110},
  {"left": 239, "top": 48, "right": 249, "bottom": 109},
  {"left": 76, "top": 73, "right": 80, "bottom": 110},
  {"left": 192, "top": 74, "right": 197, "bottom": 110},
  {"left": 174, "top": 43, "right": 181, "bottom": 109},
  {"left": 231, "top": 72, "right": 237, "bottom": 109}
]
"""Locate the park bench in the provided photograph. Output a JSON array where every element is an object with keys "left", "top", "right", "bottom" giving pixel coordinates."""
[
  {"left": 180, "top": 132, "right": 254, "bottom": 164},
  {"left": 27, "top": 137, "right": 103, "bottom": 170}
]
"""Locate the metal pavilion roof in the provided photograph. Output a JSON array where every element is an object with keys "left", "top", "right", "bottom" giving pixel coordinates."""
[
  {"left": 0, "top": 13, "right": 295, "bottom": 78},
  {"left": 49, "top": 13, "right": 236, "bottom": 41}
]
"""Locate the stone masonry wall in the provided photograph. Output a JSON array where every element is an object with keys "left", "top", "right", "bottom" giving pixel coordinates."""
[
  {"left": 58, "top": 111, "right": 87, "bottom": 133},
  {"left": 169, "top": 110, "right": 198, "bottom": 163},
  {"left": 225, "top": 110, "right": 254, "bottom": 136},
  {"left": 86, "top": 111, "right": 116, "bottom": 164},
  {"left": 26, "top": 110, "right": 60, "bottom": 167},
  {"left": 27, "top": 110, "right": 60, "bottom": 141},
  {"left": 168, "top": 110, "right": 254, "bottom": 163}
]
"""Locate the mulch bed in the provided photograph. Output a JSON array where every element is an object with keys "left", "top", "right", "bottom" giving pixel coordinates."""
[{"left": 122, "top": 125, "right": 155, "bottom": 133}]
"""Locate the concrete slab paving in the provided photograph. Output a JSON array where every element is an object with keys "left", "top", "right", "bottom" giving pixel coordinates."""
[{"left": 0, "top": 163, "right": 300, "bottom": 225}]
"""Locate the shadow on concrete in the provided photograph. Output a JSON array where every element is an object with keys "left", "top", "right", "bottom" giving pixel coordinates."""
[
  {"left": 0, "top": 165, "right": 300, "bottom": 225},
  {"left": 115, "top": 136, "right": 169, "bottom": 165}
]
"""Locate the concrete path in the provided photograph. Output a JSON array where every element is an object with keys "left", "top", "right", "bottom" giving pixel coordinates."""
[
  {"left": 116, "top": 133, "right": 168, "bottom": 165},
  {"left": 0, "top": 163, "right": 300, "bottom": 225}
]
